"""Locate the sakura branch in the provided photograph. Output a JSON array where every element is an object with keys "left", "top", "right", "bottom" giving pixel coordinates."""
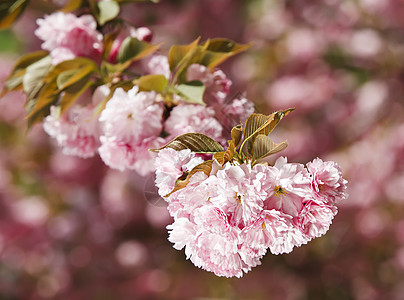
[
  {"left": 1, "top": 2, "right": 254, "bottom": 176},
  {"left": 153, "top": 110, "right": 348, "bottom": 278}
]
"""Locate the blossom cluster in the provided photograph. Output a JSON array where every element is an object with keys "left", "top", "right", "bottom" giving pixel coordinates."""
[
  {"left": 155, "top": 149, "right": 347, "bottom": 277},
  {"left": 37, "top": 12, "right": 254, "bottom": 176}
]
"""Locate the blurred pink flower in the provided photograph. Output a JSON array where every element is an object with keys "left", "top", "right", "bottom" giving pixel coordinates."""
[
  {"left": 35, "top": 12, "right": 103, "bottom": 64},
  {"left": 187, "top": 64, "right": 232, "bottom": 105},
  {"left": 164, "top": 103, "right": 224, "bottom": 143},
  {"left": 43, "top": 105, "right": 100, "bottom": 158}
]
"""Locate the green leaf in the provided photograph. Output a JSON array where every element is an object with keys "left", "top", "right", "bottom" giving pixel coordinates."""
[
  {"left": 196, "top": 38, "right": 252, "bottom": 69},
  {"left": 151, "top": 133, "right": 224, "bottom": 153},
  {"left": 252, "top": 134, "right": 288, "bottom": 161},
  {"left": 1, "top": 51, "right": 48, "bottom": 95},
  {"left": 117, "top": 37, "right": 160, "bottom": 64},
  {"left": 61, "top": 0, "right": 83, "bottom": 12},
  {"left": 0, "top": 0, "right": 29, "bottom": 29},
  {"left": 168, "top": 37, "right": 200, "bottom": 73},
  {"left": 59, "top": 77, "right": 94, "bottom": 114},
  {"left": 165, "top": 160, "right": 213, "bottom": 197},
  {"left": 56, "top": 63, "right": 96, "bottom": 91},
  {"left": 97, "top": 0, "right": 120, "bottom": 25},
  {"left": 138, "top": 74, "right": 168, "bottom": 93},
  {"left": 174, "top": 81, "right": 205, "bottom": 105},
  {"left": 22, "top": 56, "right": 53, "bottom": 102},
  {"left": 25, "top": 57, "right": 98, "bottom": 127}
]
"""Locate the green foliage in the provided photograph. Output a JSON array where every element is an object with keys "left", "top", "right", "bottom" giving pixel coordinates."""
[
  {"left": 17, "top": 57, "right": 100, "bottom": 128},
  {"left": 174, "top": 81, "right": 205, "bottom": 105},
  {"left": 138, "top": 74, "right": 168, "bottom": 93},
  {"left": 117, "top": 37, "right": 160, "bottom": 64},
  {"left": 168, "top": 38, "right": 251, "bottom": 84},
  {"left": 97, "top": 0, "right": 120, "bottom": 25},
  {"left": 0, "top": 0, "right": 29, "bottom": 29}
]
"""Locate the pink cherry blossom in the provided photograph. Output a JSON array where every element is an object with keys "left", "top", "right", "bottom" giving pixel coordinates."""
[
  {"left": 98, "top": 86, "right": 164, "bottom": 173},
  {"left": 35, "top": 12, "right": 103, "bottom": 64},
  {"left": 155, "top": 148, "right": 204, "bottom": 197},
  {"left": 144, "top": 55, "right": 171, "bottom": 79},
  {"left": 99, "top": 86, "right": 163, "bottom": 141},
  {"left": 307, "top": 157, "right": 348, "bottom": 205},
  {"left": 164, "top": 103, "right": 224, "bottom": 143},
  {"left": 264, "top": 157, "right": 312, "bottom": 217},
  {"left": 187, "top": 64, "right": 232, "bottom": 105},
  {"left": 43, "top": 105, "right": 100, "bottom": 158},
  {"left": 99, "top": 135, "right": 165, "bottom": 175},
  {"left": 297, "top": 199, "right": 337, "bottom": 241}
]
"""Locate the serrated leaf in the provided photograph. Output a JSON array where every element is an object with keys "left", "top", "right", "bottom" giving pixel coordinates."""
[
  {"left": 231, "top": 124, "right": 242, "bottom": 148},
  {"left": 97, "top": 0, "right": 120, "bottom": 25},
  {"left": 175, "top": 81, "right": 205, "bottom": 105},
  {"left": 241, "top": 108, "right": 294, "bottom": 154},
  {"left": 213, "top": 140, "right": 235, "bottom": 166},
  {"left": 152, "top": 133, "right": 224, "bottom": 153},
  {"left": 165, "top": 160, "right": 213, "bottom": 197},
  {"left": 252, "top": 134, "right": 288, "bottom": 161},
  {"left": 138, "top": 74, "right": 168, "bottom": 93},
  {"left": 117, "top": 37, "right": 159, "bottom": 64},
  {"left": 61, "top": 0, "right": 83, "bottom": 12},
  {"left": 0, "top": 0, "right": 29, "bottom": 29}
]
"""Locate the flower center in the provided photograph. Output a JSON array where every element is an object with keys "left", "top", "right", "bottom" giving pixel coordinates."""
[{"left": 274, "top": 185, "right": 287, "bottom": 197}]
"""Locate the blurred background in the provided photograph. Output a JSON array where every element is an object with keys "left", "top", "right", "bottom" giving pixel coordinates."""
[{"left": 0, "top": 0, "right": 404, "bottom": 299}]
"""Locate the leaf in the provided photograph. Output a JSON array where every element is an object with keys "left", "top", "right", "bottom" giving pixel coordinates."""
[
  {"left": 168, "top": 38, "right": 200, "bottom": 72},
  {"left": 117, "top": 37, "right": 160, "bottom": 64},
  {"left": 240, "top": 108, "right": 294, "bottom": 154},
  {"left": 61, "top": 0, "right": 83, "bottom": 12},
  {"left": 56, "top": 63, "right": 96, "bottom": 91},
  {"left": 165, "top": 160, "right": 213, "bottom": 197},
  {"left": 151, "top": 133, "right": 224, "bottom": 153},
  {"left": 22, "top": 56, "right": 53, "bottom": 102},
  {"left": 231, "top": 124, "right": 242, "bottom": 148},
  {"left": 252, "top": 134, "right": 288, "bottom": 161},
  {"left": 138, "top": 74, "right": 168, "bottom": 93},
  {"left": 196, "top": 38, "right": 252, "bottom": 69},
  {"left": 1, "top": 51, "right": 48, "bottom": 95},
  {"left": 174, "top": 81, "right": 205, "bottom": 105},
  {"left": 213, "top": 140, "right": 235, "bottom": 166},
  {"left": 0, "top": 0, "right": 29, "bottom": 29},
  {"left": 59, "top": 77, "right": 94, "bottom": 114},
  {"left": 25, "top": 58, "right": 98, "bottom": 127},
  {"left": 97, "top": 0, "right": 120, "bottom": 25}
]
